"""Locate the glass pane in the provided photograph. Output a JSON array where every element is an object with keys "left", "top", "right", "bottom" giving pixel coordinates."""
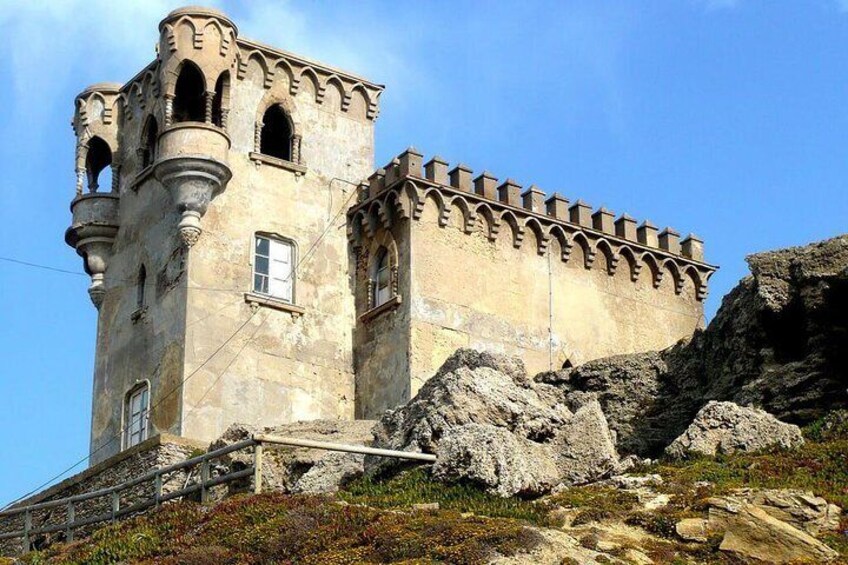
[
  {"left": 255, "top": 236, "right": 269, "bottom": 256},
  {"left": 255, "top": 256, "right": 269, "bottom": 275}
]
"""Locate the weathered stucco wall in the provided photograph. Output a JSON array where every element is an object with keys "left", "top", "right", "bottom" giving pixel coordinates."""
[{"left": 406, "top": 197, "right": 704, "bottom": 392}]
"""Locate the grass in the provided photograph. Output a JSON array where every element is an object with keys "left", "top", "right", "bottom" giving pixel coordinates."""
[{"left": 21, "top": 493, "right": 542, "bottom": 565}]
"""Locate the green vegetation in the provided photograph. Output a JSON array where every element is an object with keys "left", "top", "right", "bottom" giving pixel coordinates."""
[{"left": 21, "top": 493, "right": 541, "bottom": 565}]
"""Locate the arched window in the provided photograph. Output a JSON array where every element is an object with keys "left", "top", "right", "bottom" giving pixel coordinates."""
[
  {"left": 125, "top": 383, "right": 149, "bottom": 449},
  {"left": 136, "top": 264, "right": 146, "bottom": 308},
  {"left": 85, "top": 136, "right": 112, "bottom": 192},
  {"left": 212, "top": 71, "right": 230, "bottom": 128},
  {"left": 141, "top": 116, "right": 158, "bottom": 168},
  {"left": 173, "top": 61, "right": 205, "bottom": 123},
  {"left": 372, "top": 247, "right": 392, "bottom": 308},
  {"left": 259, "top": 105, "right": 292, "bottom": 161},
  {"left": 253, "top": 234, "right": 295, "bottom": 303}
]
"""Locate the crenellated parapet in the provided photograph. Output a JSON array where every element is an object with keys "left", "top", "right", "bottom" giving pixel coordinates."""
[{"left": 348, "top": 149, "right": 717, "bottom": 301}]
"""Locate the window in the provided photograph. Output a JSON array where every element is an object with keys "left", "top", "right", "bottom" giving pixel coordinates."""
[
  {"left": 173, "top": 61, "right": 205, "bottom": 123},
  {"left": 253, "top": 235, "right": 295, "bottom": 302},
  {"left": 85, "top": 136, "right": 112, "bottom": 192},
  {"left": 141, "top": 116, "right": 158, "bottom": 168},
  {"left": 212, "top": 71, "right": 229, "bottom": 128},
  {"left": 136, "top": 265, "right": 146, "bottom": 308},
  {"left": 373, "top": 247, "right": 391, "bottom": 307},
  {"left": 259, "top": 105, "right": 292, "bottom": 161},
  {"left": 125, "top": 384, "right": 149, "bottom": 449}
]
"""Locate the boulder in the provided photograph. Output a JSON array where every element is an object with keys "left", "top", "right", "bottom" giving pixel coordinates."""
[
  {"left": 372, "top": 349, "right": 620, "bottom": 495},
  {"left": 433, "top": 424, "right": 560, "bottom": 497},
  {"left": 665, "top": 401, "right": 803, "bottom": 458},
  {"left": 725, "top": 489, "right": 841, "bottom": 536},
  {"left": 536, "top": 235, "right": 848, "bottom": 456},
  {"left": 211, "top": 419, "right": 376, "bottom": 494},
  {"left": 708, "top": 497, "right": 839, "bottom": 563},
  {"left": 675, "top": 518, "right": 709, "bottom": 542}
]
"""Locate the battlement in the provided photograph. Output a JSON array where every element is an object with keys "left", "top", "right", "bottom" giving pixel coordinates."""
[{"left": 348, "top": 148, "right": 716, "bottom": 300}]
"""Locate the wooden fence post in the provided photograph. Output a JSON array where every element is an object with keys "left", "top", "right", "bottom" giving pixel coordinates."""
[
  {"left": 253, "top": 443, "right": 263, "bottom": 494},
  {"left": 154, "top": 472, "right": 162, "bottom": 508},
  {"left": 111, "top": 490, "right": 120, "bottom": 522},
  {"left": 66, "top": 501, "right": 75, "bottom": 542},
  {"left": 200, "top": 459, "right": 210, "bottom": 503},
  {"left": 22, "top": 509, "right": 31, "bottom": 554}
]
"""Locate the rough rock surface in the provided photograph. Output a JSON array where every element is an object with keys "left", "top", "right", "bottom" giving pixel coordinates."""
[
  {"left": 372, "top": 349, "right": 620, "bottom": 496},
  {"left": 708, "top": 497, "right": 839, "bottom": 563},
  {"left": 539, "top": 235, "right": 848, "bottom": 456},
  {"left": 716, "top": 489, "right": 841, "bottom": 536},
  {"left": 210, "top": 419, "right": 376, "bottom": 494},
  {"left": 665, "top": 401, "right": 804, "bottom": 458}
]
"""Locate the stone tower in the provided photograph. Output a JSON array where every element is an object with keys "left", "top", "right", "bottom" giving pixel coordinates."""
[{"left": 66, "top": 6, "right": 383, "bottom": 464}]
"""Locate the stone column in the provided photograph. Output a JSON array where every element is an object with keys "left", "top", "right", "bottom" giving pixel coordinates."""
[
  {"left": 111, "top": 163, "right": 120, "bottom": 193},
  {"left": 220, "top": 108, "right": 229, "bottom": 130},
  {"left": 291, "top": 134, "right": 302, "bottom": 164},
  {"left": 75, "top": 168, "right": 85, "bottom": 197},
  {"left": 205, "top": 90, "right": 215, "bottom": 124},
  {"left": 164, "top": 94, "right": 175, "bottom": 127},
  {"left": 254, "top": 122, "right": 263, "bottom": 153}
]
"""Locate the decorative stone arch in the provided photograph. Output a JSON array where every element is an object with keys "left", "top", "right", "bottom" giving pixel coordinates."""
[
  {"left": 255, "top": 93, "right": 302, "bottom": 163},
  {"left": 112, "top": 93, "right": 128, "bottom": 126},
  {"left": 617, "top": 245, "right": 642, "bottom": 282},
  {"left": 298, "top": 66, "right": 323, "bottom": 102},
  {"left": 368, "top": 199, "right": 392, "bottom": 232},
  {"left": 212, "top": 70, "right": 231, "bottom": 128},
  {"left": 474, "top": 203, "right": 500, "bottom": 241},
  {"left": 323, "top": 74, "right": 347, "bottom": 111},
  {"left": 547, "top": 224, "right": 572, "bottom": 262},
  {"left": 87, "top": 92, "right": 109, "bottom": 124},
  {"left": 238, "top": 50, "right": 272, "bottom": 88},
  {"left": 385, "top": 188, "right": 412, "bottom": 222},
  {"left": 640, "top": 252, "right": 663, "bottom": 288},
  {"left": 594, "top": 238, "right": 619, "bottom": 275},
  {"left": 662, "top": 259, "right": 684, "bottom": 295},
  {"left": 139, "top": 114, "right": 160, "bottom": 169},
  {"left": 365, "top": 229, "right": 400, "bottom": 309},
  {"left": 168, "top": 59, "right": 206, "bottom": 123},
  {"left": 273, "top": 59, "right": 295, "bottom": 93},
  {"left": 83, "top": 135, "right": 114, "bottom": 193},
  {"left": 524, "top": 217, "right": 550, "bottom": 256},
  {"left": 348, "top": 209, "right": 367, "bottom": 246},
  {"left": 499, "top": 210, "right": 525, "bottom": 249},
  {"left": 421, "top": 188, "right": 448, "bottom": 227},
  {"left": 201, "top": 18, "right": 231, "bottom": 56},
  {"left": 448, "top": 195, "right": 476, "bottom": 234},
  {"left": 571, "top": 231, "right": 595, "bottom": 269}
]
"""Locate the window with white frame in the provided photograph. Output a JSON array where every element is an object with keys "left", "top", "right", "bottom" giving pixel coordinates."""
[
  {"left": 254, "top": 234, "right": 295, "bottom": 302},
  {"left": 373, "top": 247, "right": 391, "bottom": 308},
  {"left": 125, "top": 384, "right": 149, "bottom": 449}
]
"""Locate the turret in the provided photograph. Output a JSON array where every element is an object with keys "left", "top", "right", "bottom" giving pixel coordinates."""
[
  {"left": 153, "top": 6, "right": 237, "bottom": 246},
  {"left": 65, "top": 83, "right": 123, "bottom": 307}
]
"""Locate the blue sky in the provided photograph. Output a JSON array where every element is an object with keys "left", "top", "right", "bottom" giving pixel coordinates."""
[{"left": 1, "top": 0, "right": 847, "bottom": 506}]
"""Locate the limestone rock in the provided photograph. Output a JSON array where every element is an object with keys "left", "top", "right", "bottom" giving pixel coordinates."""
[
  {"left": 708, "top": 498, "right": 838, "bottom": 563},
  {"left": 291, "top": 452, "right": 365, "bottom": 494},
  {"left": 211, "top": 419, "right": 376, "bottom": 494},
  {"left": 675, "top": 518, "right": 709, "bottom": 542},
  {"left": 487, "top": 528, "right": 619, "bottom": 565},
  {"left": 729, "top": 488, "right": 841, "bottom": 535},
  {"left": 665, "top": 401, "right": 804, "bottom": 458},
  {"left": 373, "top": 349, "right": 620, "bottom": 495},
  {"left": 433, "top": 424, "right": 560, "bottom": 497}
]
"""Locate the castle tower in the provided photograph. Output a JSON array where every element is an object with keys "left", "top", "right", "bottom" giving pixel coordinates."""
[{"left": 66, "top": 6, "right": 383, "bottom": 464}]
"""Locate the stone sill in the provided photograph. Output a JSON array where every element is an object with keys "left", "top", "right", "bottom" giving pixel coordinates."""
[
  {"left": 359, "top": 295, "right": 402, "bottom": 322},
  {"left": 131, "top": 165, "right": 155, "bottom": 191},
  {"left": 249, "top": 152, "right": 307, "bottom": 176},
  {"left": 244, "top": 292, "right": 305, "bottom": 317}
]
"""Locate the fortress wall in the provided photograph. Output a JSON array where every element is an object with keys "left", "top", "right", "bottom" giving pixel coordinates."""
[
  {"left": 407, "top": 196, "right": 704, "bottom": 390},
  {"left": 179, "top": 64, "right": 374, "bottom": 443}
]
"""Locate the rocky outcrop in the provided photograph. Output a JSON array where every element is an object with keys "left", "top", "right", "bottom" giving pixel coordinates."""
[
  {"left": 707, "top": 496, "right": 839, "bottom": 563},
  {"left": 211, "top": 419, "right": 376, "bottom": 494},
  {"left": 540, "top": 235, "right": 848, "bottom": 456},
  {"left": 665, "top": 401, "right": 804, "bottom": 458},
  {"left": 372, "top": 349, "right": 620, "bottom": 496}
]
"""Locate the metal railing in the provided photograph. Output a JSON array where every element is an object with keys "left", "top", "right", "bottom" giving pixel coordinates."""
[{"left": 0, "top": 434, "right": 435, "bottom": 555}]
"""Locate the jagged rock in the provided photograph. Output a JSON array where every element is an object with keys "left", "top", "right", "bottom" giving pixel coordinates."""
[
  {"left": 724, "top": 489, "right": 841, "bottom": 536},
  {"left": 665, "top": 401, "right": 803, "bottom": 458},
  {"left": 291, "top": 452, "right": 365, "bottom": 494},
  {"left": 373, "top": 349, "right": 620, "bottom": 495},
  {"left": 487, "top": 528, "right": 620, "bottom": 565},
  {"left": 708, "top": 497, "right": 839, "bottom": 563},
  {"left": 537, "top": 235, "right": 848, "bottom": 456},
  {"left": 211, "top": 419, "right": 375, "bottom": 494},
  {"left": 433, "top": 424, "right": 560, "bottom": 497}
]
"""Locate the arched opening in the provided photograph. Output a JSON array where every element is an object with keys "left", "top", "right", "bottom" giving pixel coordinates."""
[
  {"left": 212, "top": 71, "right": 230, "bottom": 128},
  {"left": 85, "top": 136, "right": 112, "bottom": 192},
  {"left": 141, "top": 116, "right": 158, "bottom": 168},
  {"left": 173, "top": 61, "right": 206, "bottom": 123},
  {"left": 260, "top": 105, "right": 292, "bottom": 160},
  {"left": 137, "top": 264, "right": 147, "bottom": 308},
  {"left": 372, "top": 247, "right": 391, "bottom": 308}
]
